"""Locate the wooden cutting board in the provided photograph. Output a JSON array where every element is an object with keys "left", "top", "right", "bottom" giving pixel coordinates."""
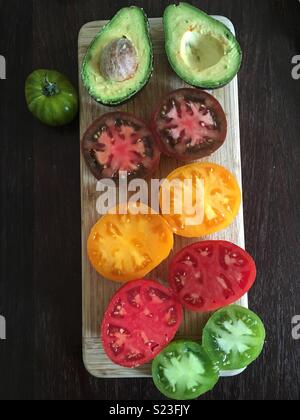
[{"left": 78, "top": 16, "right": 246, "bottom": 378}]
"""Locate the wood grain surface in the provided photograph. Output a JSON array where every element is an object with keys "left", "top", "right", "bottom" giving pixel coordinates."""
[
  {"left": 0, "top": 0, "right": 300, "bottom": 400},
  {"left": 79, "top": 17, "right": 247, "bottom": 378}
]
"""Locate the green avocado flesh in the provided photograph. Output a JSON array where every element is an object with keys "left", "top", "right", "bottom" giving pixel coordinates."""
[
  {"left": 164, "top": 3, "right": 242, "bottom": 89},
  {"left": 82, "top": 7, "right": 153, "bottom": 105}
]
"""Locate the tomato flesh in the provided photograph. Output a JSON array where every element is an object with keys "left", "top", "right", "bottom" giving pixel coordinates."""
[
  {"left": 101, "top": 280, "right": 183, "bottom": 368},
  {"left": 169, "top": 241, "right": 256, "bottom": 312},
  {"left": 203, "top": 305, "right": 266, "bottom": 371},
  {"left": 160, "top": 162, "right": 242, "bottom": 238},
  {"left": 87, "top": 205, "right": 174, "bottom": 282},
  {"left": 82, "top": 112, "right": 160, "bottom": 180},
  {"left": 152, "top": 89, "right": 227, "bottom": 161},
  {"left": 152, "top": 340, "right": 219, "bottom": 400}
]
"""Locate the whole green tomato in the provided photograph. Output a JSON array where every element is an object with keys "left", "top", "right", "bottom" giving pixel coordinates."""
[{"left": 25, "top": 69, "right": 78, "bottom": 126}]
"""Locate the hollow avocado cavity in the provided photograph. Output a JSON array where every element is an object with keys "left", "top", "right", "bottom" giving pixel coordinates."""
[{"left": 181, "top": 31, "right": 225, "bottom": 72}]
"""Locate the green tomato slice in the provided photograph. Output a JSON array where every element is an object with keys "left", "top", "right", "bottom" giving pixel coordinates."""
[
  {"left": 152, "top": 340, "right": 219, "bottom": 400},
  {"left": 203, "top": 305, "right": 266, "bottom": 371}
]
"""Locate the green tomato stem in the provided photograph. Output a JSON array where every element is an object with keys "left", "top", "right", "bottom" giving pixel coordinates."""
[{"left": 42, "top": 75, "right": 60, "bottom": 97}]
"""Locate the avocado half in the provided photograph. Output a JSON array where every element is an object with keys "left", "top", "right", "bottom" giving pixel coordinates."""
[
  {"left": 82, "top": 7, "right": 153, "bottom": 105},
  {"left": 164, "top": 3, "right": 242, "bottom": 89}
]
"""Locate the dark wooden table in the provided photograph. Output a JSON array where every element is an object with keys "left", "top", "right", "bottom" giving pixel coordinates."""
[{"left": 0, "top": 0, "right": 299, "bottom": 400}]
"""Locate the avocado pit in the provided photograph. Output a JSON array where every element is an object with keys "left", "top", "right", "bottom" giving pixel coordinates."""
[{"left": 100, "top": 38, "right": 138, "bottom": 82}]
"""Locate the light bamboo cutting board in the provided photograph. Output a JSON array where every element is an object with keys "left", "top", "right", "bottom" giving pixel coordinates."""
[{"left": 79, "top": 17, "right": 246, "bottom": 378}]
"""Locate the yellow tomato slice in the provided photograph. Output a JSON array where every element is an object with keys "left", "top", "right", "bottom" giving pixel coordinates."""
[
  {"left": 160, "top": 163, "right": 242, "bottom": 238},
  {"left": 87, "top": 204, "right": 174, "bottom": 282}
]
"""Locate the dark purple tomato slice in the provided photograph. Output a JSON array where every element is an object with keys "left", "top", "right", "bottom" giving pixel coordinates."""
[
  {"left": 152, "top": 88, "right": 227, "bottom": 162},
  {"left": 82, "top": 112, "right": 161, "bottom": 180}
]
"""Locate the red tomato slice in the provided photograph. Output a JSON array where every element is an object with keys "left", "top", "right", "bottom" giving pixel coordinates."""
[
  {"left": 101, "top": 279, "right": 183, "bottom": 367},
  {"left": 169, "top": 241, "right": 257, "bottom": 312}
]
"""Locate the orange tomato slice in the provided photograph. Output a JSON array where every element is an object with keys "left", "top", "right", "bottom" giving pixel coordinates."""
[
  {"left": 87, "top": 204, "right": 174, "bottom": 282},
  {"left": 160, "top": 163, "right": 242, "bottom": 238}
]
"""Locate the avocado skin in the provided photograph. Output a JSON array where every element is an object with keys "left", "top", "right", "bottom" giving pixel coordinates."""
[
  {"left": 81, "top": 7, "right": 153, "bottom": 106},
  {"left": 163, "top": 3, "right": 243, "bottom": 90}
]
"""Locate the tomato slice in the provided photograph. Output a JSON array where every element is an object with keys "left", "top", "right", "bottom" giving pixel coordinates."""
[
  {"left": 87, "top": 205, "right": 174, "bottom": 282},
  {"left": 160, "top": 162, "right": 241, "bottom": 237},
  {"left": 169, "top": 241, "right": 257, "bottom": 312},
  {"left": 152, "top": 340, "right": 219, "bottom": 400},
  {"left": 203, "top": 305, "right": 266, "bottom": 371},
  {"left": 152, "top": 88, "right": 227, "bottom": 162},
  {"left": 101, "top": 280, "right": 183, "bottom": 368},
  {"left": 82, "top": 112, "right": 161, "bottom": 180}
]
